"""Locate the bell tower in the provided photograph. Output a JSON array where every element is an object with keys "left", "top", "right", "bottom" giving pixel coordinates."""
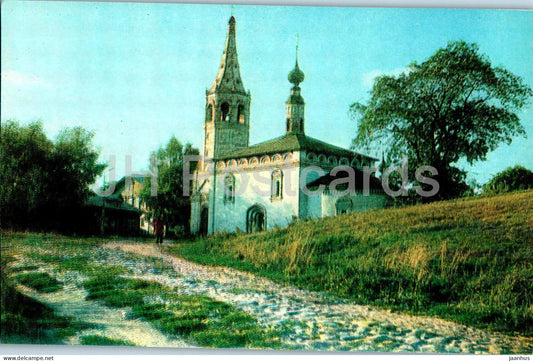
[
  {"left": 286, "top": 43, "right": 305, "bottom": 135},
  {"left": 204, "top": 16, "right": 251, "bottom": 160}
]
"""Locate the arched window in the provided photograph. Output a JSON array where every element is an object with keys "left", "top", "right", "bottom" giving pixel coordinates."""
[
  {"left": 271, "top": 169, "right": 283, "bottom": 200},
  {"left": 286, "top": 119, "right": 290, "bottom": 132},
  {"left": 238, "top": 104, "right": 245, "bottom": 123},
  {"left": 221, "top": 102, "right": 230, "bottom": 122},
  {"left": 224, "top": 174, "right": 235, "bottom": 203}
]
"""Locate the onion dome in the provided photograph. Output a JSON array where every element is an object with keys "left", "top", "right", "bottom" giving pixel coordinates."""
[{"left": 288, "top": 60, "right": 305, "bottom": 86}]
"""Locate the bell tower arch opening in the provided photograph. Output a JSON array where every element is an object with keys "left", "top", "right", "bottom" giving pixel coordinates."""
[
  {"left": 221, "top": 102, "right": 230, "bottom": 121},
  {"left": 238, "top": 104, "right": 246, "bottom": 123}
]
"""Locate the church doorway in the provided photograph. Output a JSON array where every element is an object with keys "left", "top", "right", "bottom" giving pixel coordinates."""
[
  {"left": 199, "top": 206, "right": 209, "bottom": 235},
  {"left": 247, "top": 204, "right": 266, "bottom": 233}
]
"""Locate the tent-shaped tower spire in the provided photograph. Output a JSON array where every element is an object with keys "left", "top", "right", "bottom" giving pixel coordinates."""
[{"left": 209, "top": 16, "right": 246, "bottom": 94}]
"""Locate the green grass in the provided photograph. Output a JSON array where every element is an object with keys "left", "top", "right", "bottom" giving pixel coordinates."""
[
  {"left": 0, "top": 232, "right": 138, "bottom": 344},
  {"left": 79, "top": 335, "right": 135, "bottom": 346},
  {"left": 170, "top": 190, "right": 533, "bottom": 337},
  {"left": 83, "top": 276, "right": 165, "bottom": 308},
  {"left": 1, "top": 255, "right": 89, "bottom": 344},
  {"left": 15, "top": 272, "right": 62, "bottom": 293},
  {"left": 9, "top": 264, "right": 40, "bottom": 273},
  {"left": 82, "top": 274, "right": 281, "bottom": 349}
]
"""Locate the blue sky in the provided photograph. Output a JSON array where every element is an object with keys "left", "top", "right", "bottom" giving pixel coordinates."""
[{"left": 2, "top": 1, "right": 532, "bottom": 188}]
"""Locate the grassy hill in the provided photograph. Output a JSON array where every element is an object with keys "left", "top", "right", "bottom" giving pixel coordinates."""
[{"left": 171, "top": 190, "right": 533, "bottom": 336}]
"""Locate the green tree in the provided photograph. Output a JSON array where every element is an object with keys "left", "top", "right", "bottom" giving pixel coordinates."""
[
  {"left": 1, "top": 121, "right": 53, "bottom": 227},
  {"left": 0, "top": 120, "right": 105, "bottom": 229},
  {"left": 47, "top": 127, "right": 106, "bottom": 208},
  {"left": 351, "top": 41, "right": 532, "bottom": 199},
  {"left": 141, "top": 136, "right": 199, "bottom": 237},
  {"left": 483, "top": 165, "right": 533, "bottom": 194}
]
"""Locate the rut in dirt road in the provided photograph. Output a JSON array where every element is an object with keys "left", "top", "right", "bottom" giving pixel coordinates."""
[{"left": 100, "top": 241, "right": 531, "bottom": 353}]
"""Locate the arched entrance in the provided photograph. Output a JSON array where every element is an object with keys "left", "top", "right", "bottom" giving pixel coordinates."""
[
  {"left": 199, "top": 206, "right": 209, "bottom": 235},
  {"left": 246, "top": 204, "right": 266, "bottom": 233}
]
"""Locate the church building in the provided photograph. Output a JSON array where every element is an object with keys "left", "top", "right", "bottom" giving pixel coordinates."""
[{"left": 190, "top": 16, "right": 389, "bottom": 235}]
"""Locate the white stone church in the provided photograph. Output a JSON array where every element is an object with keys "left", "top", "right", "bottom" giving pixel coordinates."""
[{"left": 190, "top": 16, "right": 389, "bottom": 235}]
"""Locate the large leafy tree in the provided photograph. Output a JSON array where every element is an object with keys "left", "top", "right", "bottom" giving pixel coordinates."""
[
  {"left": 141, "top": 136, "right": 199, "bottom": 236},
  {"left": 351, "top": 41, "right": 532, "bottom": 199},
  {"left": 48, "top": 127, "right": 106, "bottom": 208},
  {"left": 0, "top": 120, "right": 105, "bottom": 229}
]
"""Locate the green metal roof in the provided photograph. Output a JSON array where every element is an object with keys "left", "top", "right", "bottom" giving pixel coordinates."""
[
  {"left": 86, "top": 196, "right": 143, "bottom": 213},
  {"left": 306, "top": 168, "right": 384, "bottom": 191},
  {"left": 215, "top": 133, "right": 378, "bottom": 161}
]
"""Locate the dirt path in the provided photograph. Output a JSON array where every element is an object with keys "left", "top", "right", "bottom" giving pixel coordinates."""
[
  {"left": 11, "top": 257, "right": 193, "bottom": 349},
  {"left": 8, "top": 239, "right": 531, "bottom": 353},
  {"left": 100, "top": 241, "right": 531, "bottom": 353}
]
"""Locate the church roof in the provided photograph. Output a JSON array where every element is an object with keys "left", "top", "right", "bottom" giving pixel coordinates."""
[
  {"left": 86, "top": 195, "right": 143, "bottom": 213},
  {"left": 215, "top": 133, "right": 378, "bottom": 161},
  {"left": 306, "top": 167, "right": 384, "bottom": 191}
]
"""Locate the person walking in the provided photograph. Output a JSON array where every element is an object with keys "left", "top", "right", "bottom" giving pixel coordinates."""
[{"left": 153, "top": 216, "right": 164, "bottom": 244}]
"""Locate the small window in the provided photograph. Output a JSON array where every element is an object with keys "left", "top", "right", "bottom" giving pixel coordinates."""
[
  {"left": 271, "top": 169, "right": 283, "bottom": 200},
  {"left": 224, "top": 174, "right": 235, "bottom": 203}
]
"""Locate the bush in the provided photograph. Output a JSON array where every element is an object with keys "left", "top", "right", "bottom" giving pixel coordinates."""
[{"left": 484, "top": 165, "right": 533, "bottom": 194}]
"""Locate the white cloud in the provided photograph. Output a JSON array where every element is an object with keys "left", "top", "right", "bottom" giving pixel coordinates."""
[
  {"left": 362, "top": 67, "right": 408, "bottom": 88},
  {"left": 1, "top": 70, "right": 51, "bottom": 89}
]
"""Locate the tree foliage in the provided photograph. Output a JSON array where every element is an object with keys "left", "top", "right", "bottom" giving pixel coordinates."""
[
  {"left": 0, "top": 120, "right": 105, "bottom": 229},
  {"left": 351, "top": 41, "right": 532, "bottom": 199},
  {"left": 483, "top": 165, "right": 533, "bottom": 194},
  {"left": 141, "top": 136, "right": 199, "bottom": 236}
]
